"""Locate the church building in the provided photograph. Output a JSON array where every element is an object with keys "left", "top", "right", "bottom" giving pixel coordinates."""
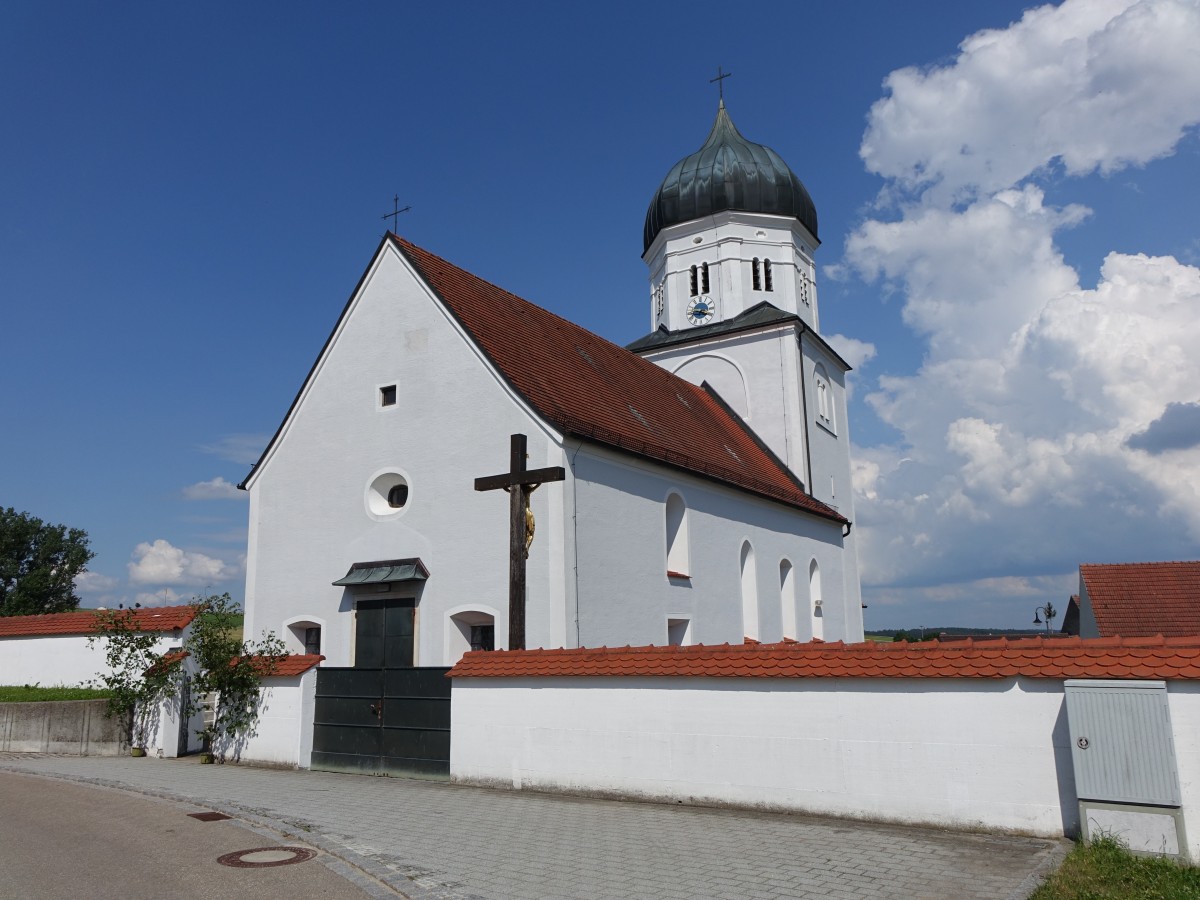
[{"left": 240, "top": 102, "right": 864, "bottom": 666}]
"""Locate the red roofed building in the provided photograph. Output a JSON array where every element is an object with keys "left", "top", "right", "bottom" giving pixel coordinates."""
[
  {"left": 1075, "top": 561, "right": 1200, "bottom": 638},
  {"left": 240, "top": 104, "right": 863, "bottom": 668},
  {"left": 0, "top": 605, "right": 197, "bottom": 691}
]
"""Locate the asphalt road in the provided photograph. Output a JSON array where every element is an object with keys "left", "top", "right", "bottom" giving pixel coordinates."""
[{"left": 0, "top": 771, "right": 393, "bottom": 899}]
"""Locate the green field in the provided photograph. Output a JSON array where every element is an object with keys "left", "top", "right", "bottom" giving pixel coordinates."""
[{"left": 0, "top": 685, "right": 114, "bottom": 702}]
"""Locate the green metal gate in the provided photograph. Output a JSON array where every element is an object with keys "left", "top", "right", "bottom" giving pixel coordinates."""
[{"left": 311, "top": 666, "right": 451, "bottom": 777}]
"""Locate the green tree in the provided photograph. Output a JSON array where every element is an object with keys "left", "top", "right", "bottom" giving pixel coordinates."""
[
  {"left": 185, "top": 592, "right": 285, "bottom": 762},
  {"left": 87, "top": 609, "right": 186, "bottom": 750},
  {"left": 0, "top": 507, "right": 95, "bottom": 616}
]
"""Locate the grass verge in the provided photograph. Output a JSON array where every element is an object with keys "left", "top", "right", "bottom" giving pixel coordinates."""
[
  {"left": 0, "top": 685, "right": 114, "bottom": 702},
  {"left": 1032, "top": 835, "right": 1200, "bottom": 899}
]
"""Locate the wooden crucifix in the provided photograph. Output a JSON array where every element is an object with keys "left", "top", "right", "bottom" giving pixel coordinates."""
[{"left": 474, "top": 434, "right": 565, "bottom": 650}]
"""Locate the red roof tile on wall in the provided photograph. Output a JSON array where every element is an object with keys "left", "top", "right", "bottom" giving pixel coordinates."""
[
  {"left": 392, "top": 236, "right": 845, "bottom": 523},
  {"left": 243, "top": 654, "right": 324, "bottom": 677},
  {"left": 448, "top": 636, "right": 1200, "bottom": 680},
  {"left": 0, "top": 606, "right": 197, "bottom": 638},
  {"left": 1082, "top": 561, "right": 1200, "bottom": 638}
]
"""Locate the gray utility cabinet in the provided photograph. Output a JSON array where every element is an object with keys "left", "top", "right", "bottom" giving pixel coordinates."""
[{"left": 1064, "top": 680, "right": 1187, "bottom": 857}]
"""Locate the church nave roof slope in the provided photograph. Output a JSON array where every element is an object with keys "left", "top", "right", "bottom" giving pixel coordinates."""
[{"left": 393, "top": 236, "right": 845, "bottom": 523}]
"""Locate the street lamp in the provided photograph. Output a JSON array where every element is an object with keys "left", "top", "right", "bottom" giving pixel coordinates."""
[{"left": 1033, "top": 602, "right": 1057, "bottom": 635}]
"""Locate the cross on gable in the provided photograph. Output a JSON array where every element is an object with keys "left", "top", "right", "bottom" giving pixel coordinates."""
[
  {"left": 474, "top": 433, "right": 565, "bottom": 650},
  {"left": 381, "top": 194, "right": 411, "bottom": 233}
]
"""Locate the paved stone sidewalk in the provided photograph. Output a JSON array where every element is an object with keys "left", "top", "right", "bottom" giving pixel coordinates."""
[{"left": 0, "top": 754, "right": 1066, "bottom": 899}]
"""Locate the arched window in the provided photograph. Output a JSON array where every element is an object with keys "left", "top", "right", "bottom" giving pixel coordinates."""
[
  {"left": 701, "top": 261, "right": 710, "bottom": 293},
  {"left": 740, "top": 541, "right": 759, "bottom": 640},
  {"left": 763, "top": 259, "right": 773, "bottom": 292},
  {"left": 285, "top": 617, "right": 326, "bottom": 657},
  {"left": 780, "top": 559, "right": 796, "bottom": 639},
  {"left": 689, "top": 265, "right": 699, "bottom": 297},
  {"left": 814, "top": 364, "right": 834, "bottom": 432},
  {"left": 448, "top": 609, "right": 496, "bottom": 664},
  {"left": 752, "top": 258, "right": 761, "bottom": 291},
  {"left": 809, "top": 559, "right": 824, "bottom": 640},
  {"left": 665, "top": 493, "right": 689, "bottom": 577}
]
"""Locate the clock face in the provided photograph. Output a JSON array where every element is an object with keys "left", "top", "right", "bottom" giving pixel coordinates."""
[{"left": 687, "top": 297, "right": 715, "bottom": 326}]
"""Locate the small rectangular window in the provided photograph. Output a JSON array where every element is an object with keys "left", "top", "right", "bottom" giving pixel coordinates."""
[
  {"left": 470, "top": 624, "right": 495, "bottom": 652},
  {"left": 380, "top": 384, "right": 397, "bottom": 407},
  {"left": 304, "top": 627, "right": 322, "bottom": 655}
]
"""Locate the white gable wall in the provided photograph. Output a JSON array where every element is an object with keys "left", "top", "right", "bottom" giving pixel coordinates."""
[
  {"left": 640, "top": 326, "right": 809, "bottom": 483},
  {"left": 570, "top": 442, "right": 861, "bottom": 646},
  {"left": 243, "top": 244, "right": 571, "bottom": 665}
]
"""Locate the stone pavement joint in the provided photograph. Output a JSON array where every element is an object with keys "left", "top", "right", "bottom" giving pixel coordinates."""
[{"left": 0, "top": 753, "right": 1068, "bottom": 899}]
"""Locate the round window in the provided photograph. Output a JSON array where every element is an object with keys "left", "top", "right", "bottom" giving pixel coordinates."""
[{"left": 367, "top": 472, "right": 410, "bottom": 517}]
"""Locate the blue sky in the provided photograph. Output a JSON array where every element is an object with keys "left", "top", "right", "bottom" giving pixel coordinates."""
[{"left": 2, "top": 0, "right": 1198, "bottom": 630}]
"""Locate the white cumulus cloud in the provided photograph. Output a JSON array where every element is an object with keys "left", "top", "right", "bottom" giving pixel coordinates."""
[
  {"left": 133, "top": 588, "right": 188, "bottom": 607},
  {"left": 200, "top": 434, "right": 269, "bottom": 466},
  {"left": 182, "top": 476, "right": 245, "bottom": 500},
  {"left": 845, "top": 0, "right": 1200, "bottom": 611},
  {"left": 127, "top": 539, "right": 235, "bottom": 586},
  {"left": 861, "top": 0, "right": 1200, "bottom": 205}
]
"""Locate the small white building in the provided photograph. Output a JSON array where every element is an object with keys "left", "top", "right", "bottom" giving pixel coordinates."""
[
  {"left": 241, "top": 103, "right": 863, "bottom": 666},
  {"left": 0, "top": 605, "right": 196, "bottom": 688},
  {"left": 0, "top": 605, "right": 200, "bottom": 757}
]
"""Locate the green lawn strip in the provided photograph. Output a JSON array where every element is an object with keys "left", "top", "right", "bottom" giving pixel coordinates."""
[
  {"left": 1032, "top": 836, "right": 1200, "bottom": 899},
  {"left": 0, "top": 685, "right": 114, "bottom": 702}
]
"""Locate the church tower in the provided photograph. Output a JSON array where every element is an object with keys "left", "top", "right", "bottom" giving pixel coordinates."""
[{"left": 629, "top": 101, "right": 855, "bottom": 526}]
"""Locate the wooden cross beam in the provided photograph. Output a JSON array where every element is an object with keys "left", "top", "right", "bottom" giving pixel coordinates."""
[{"left": 474, "top": 433, "right": 565, "bottom": 650}]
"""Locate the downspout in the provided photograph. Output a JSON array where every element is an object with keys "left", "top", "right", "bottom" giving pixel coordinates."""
[{"left": 569, "top": 440, "right": 583, "bottom": 648}]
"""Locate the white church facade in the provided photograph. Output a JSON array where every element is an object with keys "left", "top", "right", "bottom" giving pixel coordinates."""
[{"left": 240, "top": 102, "right": 863, "bottom": 667}]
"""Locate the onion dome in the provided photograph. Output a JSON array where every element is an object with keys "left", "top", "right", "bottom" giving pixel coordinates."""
[{"left": 643, "top": 101, "right": 818, "bottom": 253}]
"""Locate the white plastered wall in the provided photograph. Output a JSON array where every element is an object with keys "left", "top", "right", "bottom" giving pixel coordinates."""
[
  {"left": 235, "top": 668, "right": 318, "bottom": 768},
  {"left": 243, "top": 243, "right": 570, "bottom": 664},
  {"left": 569, "top": 443, "right": 858, "bottom": 646},
  {"left": 0, "top": 632, "right": 188, "bottom": 687},
  {"left": 452, "top": 675, "right": 1200, "bottom": 853},
  {"left": 642, "top": 327, "right": 808, "bottom": 482},
  {"left": 643, "top": 211, "right": 819, "bottom": 333}
]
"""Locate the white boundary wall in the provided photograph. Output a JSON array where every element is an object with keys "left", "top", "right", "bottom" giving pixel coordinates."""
[
  {"left": 234, "top": 668, "right": 318, "bottom": 768},
  {"left": 451, "top": 676, "right": 1200, "bottom": 857},
  {"left": 0, "top": 633, "right": 186, "bottom": 687}
]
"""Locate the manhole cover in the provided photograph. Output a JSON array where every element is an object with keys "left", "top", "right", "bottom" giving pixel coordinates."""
[
  {"left": 217, "top": 847, "right": 317, "bottom": 868},
  {"left": 189, "top": 811, "right": 231, "bottom": 822}
]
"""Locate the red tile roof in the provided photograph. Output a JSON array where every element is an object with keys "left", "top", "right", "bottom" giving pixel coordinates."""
[
  {"left": 1082, "top": 561, "right": 1200, "bottom": 638},
  {"left": 448, "top": 635, "right": 1200, "bottom": 680},
  {"left": 392, "top": 236, "right": 845, "bottom": 523},
  {"left": 243, "top": 654, "right": 324, "bottom": 677},
  {"left": 0, "top": 605, "right": 198, "bottom": 638}
]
